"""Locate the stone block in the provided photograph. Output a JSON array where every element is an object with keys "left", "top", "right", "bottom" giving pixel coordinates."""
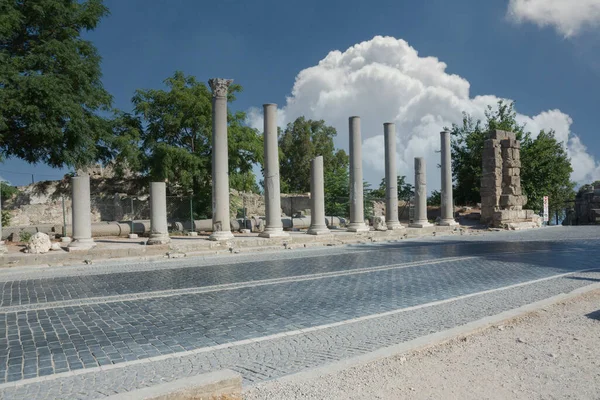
[
  {"left": 500, "top": 138, "right": 520, "bottom": 149},
  {"left": 489, "top": 130, "right": 512, "bottom": 140},
  {"left": 26, "top": 232, "right": 52, "bottom": 254},
  {"left": 373, "top": 216, "right": 387, "bottom": 231},
  {"left": 502, "top": 185, "right": 522, "bottom": 196},
  {"left": 504, "top": 167, "right": 520, "bottom": 176},
  {"left": 503, "top": 158, "right": 521, "bottom": 168},
  {"left": 499, "top": 194, "right": 527, "bottom": 208},
  {"left": 502, "top": 175, "right": 521, "bottom": 187}
]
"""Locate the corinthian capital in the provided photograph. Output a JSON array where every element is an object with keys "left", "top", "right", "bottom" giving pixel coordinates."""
[{"left": 208, "top": 78, "right": 233, "bottom": 98}]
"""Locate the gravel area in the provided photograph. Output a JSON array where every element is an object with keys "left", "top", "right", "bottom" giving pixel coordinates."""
[{"left": 245, "top": 288, "right": 600, "bottom": 400}]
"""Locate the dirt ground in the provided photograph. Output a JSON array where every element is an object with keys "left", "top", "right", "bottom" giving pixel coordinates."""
[{"left": 245, "top": 289, "right": 600, "bottom": 399}]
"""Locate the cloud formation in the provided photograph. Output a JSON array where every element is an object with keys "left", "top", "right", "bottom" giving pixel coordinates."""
[
  {"left": 247, "top": 36, "right": 600, "bottom": 192},
  {"left": 507, "top": 0, "right": 600, "bottom": 37}
]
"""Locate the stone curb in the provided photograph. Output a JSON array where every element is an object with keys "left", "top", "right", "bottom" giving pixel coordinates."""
[
  {"left": 259, "top": 281, "right": 600, "bottom": 388},
  {"left": 104, "top": 369, "right": 241, "bottom": 400}
]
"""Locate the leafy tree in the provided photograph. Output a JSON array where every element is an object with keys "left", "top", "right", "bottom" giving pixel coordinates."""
[
  {"left": 367, "top": 176, "right": 413, "bottom": 202},
  {"left": 112, "top": 72, "right": 263, "bottom": 217},
  {"left": 323, "top": 151, "right": 350, "bottom": 217},
  {"left": 0, "top": 0, "right": 113, "bottom": 168},
  {"left": 450, "top": 101, "right": 575, "bottom": 218},
  {"left": 451, "top": 101, "right": 526, "bottom": 205},
  {"left": 520, "top": 131, "right": 575, "bottom": 217},
  {"left": 427, "top": 190, "right": 441, "bottom": 206},
  {"left": 0, "top": 181, "right": 17, "bottom": 203}
]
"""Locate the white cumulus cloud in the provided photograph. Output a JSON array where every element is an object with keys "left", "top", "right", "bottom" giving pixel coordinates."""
[
  {"left": 247, "top": 36, "right": 600, "bottom": 193},
  {"left": 507, "top": 0, "right": 600, "bottom": 37}
]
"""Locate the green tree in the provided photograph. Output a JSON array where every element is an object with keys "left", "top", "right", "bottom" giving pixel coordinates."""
[
  {"left": 112, "top": 72, "right": 263, "bottom": 217},
  {"left": 0, "top": 0, "right": 113, "bottom": 168},
  {"left": 367, "top": 176, "right": 413, "bottom": 201},
  {"left": 427, "top": 190, "right": 441, "bottom": 206},
  {"left": 451, "top": 101, "right": 526, "bottom": 205},
  {"left": 451, "top": 101, "right": 575, "bottom": 218},
  {"left": 278, "top": 117, "right": 350, "bottom": 216},
  {"left": 521, "top": 131, "right": 575, "bottom": 217},
  {"left": 279, "top": 117, "right": 347, "bottom": 193},
  {"left": 0, "top": 181, "right": 17, "bottom": 203}
]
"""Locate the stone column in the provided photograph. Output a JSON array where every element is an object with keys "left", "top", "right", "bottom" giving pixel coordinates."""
[
  {"left": 307, "top": 156, "right": 330, "bottom": 235},
  {"left": 0, "top": 191, "right": 6, "bottom": 254},
  {"left": 347, "top": 116, "right": 369, "bottom": 233},
  {"left": 68, "top": 174, "right": 96, "bottom": 250},
  {"left": 439, "top": 130, "right": 458, "bottom": 226},
  {"left": 148, "top": 182, "right": 170, "bottom": 245},
  {"left": 410, "top": 158, "right": 433, "bottom": 228},
  {"left": 384, "top": 123, "right": 403, "bottom": 230},
  {"left": 208, "top": 78, "right": 235, "bottom": 241},
  {"left": 260, "top": 104, "right": 289, "bottom": 238}
]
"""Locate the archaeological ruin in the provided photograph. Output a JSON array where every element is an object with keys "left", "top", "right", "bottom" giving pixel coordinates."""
[{"left": 480, "top": 130, "right": 541, "bottom": 229}]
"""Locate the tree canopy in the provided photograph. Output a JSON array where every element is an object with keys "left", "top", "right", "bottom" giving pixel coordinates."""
[
  {"left": 450, "top": 101, "right": 575, "bottom": 217},
  {"left": 0, "top": 0, "right": 113, "bottom": 168},
  {"left": 112, "top": 71, "right": 263, "bottom": 217}
]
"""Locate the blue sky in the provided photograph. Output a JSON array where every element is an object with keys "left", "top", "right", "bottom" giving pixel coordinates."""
[{"left": 2, "top": 0, "right": 600, "bottom": 187}]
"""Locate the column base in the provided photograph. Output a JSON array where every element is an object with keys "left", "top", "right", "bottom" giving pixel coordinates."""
[
  {"left": 147, "top": 234, "right": 171, "bottom": 245},
  {"left": 307, "top": 226, "right": 331, "bottom": 235},
  {"left": 346, "top": 222, "right": 369, "bottom": 233},
  {"left": 209, "top": 231, "right": 234, "bottom": 241},
  {"left": 438, "top": 219, "right": 459, "bottom": 226},
  {"left": 67, "top": 238, "right": 96, "bottom": 251},
  {"left": 259, "top": 228, "right": 290, "bottom": 238},
  {"left": 409, "top": 221, "right": 434, "bottom": 228},
  {"left": 386, "top": 221, "right": 405, "bottom": 230}
]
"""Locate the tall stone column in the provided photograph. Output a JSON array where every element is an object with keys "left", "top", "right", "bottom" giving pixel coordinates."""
[
  {"left": 347, "top": 116, "right": 369, "bottom": 233},
  {"left": 307, "top": 156, "right": 330, "bottom": 235},
  {"left": 410, "top": 158, "right": 433, "bottom": 228},
  {"left": 148, "top": 182, "right": 171, "bottom": 245},
  {"left": 208, "top": 78, "right": 235, "bottom": 241},
  {"left": 0, "top": 191, "right": 6, "bottom": 254},
  {"left": 260, "top": 104, "right": 288, "bottom": 238},
  {"left": 384, "top": 123, "right": 404, "bottom": 230},
  {"left": 439, "top": 130, "right": 458, "bottom": 226},
  {"left": 68, "top": 175, "right": 96, "bottom": 250}
]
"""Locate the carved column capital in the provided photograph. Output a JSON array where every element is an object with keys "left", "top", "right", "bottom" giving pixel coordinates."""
[{"left": 208, "top": 78, "right": 233, "bottom": 98}]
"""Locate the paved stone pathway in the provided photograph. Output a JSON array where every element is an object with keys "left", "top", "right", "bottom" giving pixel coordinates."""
[{"left": 0, "top": 227, "right": 599, "bottom": 399}]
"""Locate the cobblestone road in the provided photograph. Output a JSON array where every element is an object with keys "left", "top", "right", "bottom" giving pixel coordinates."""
[{"left": 0, "top": 226, "right": 599, "bottom": 399}]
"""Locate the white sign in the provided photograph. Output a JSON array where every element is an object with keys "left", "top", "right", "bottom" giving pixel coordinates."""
[{"left": 543, "top": 196, "right": 549, "bottom": 222}]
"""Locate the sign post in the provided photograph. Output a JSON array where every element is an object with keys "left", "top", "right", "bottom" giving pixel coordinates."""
[{"left": 543, "top": 196, "right": 549, "bottom": 224}]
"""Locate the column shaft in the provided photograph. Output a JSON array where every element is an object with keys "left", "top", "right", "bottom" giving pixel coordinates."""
[
  {"left": 384, "top": 123, "right": 403, "bottom": 230},
  {"left": 410, "top": 158, "right": 433, "bottom": 228},
  {"left": 148, "top": 182, "right": 170, "bottom": 244},
  {"left": 439, "top": 130, "right": 458, "bottom": 226},
  {"left": 68, "top": 175, "right": 96, "bottom": 249},
  {"left": 260, "top": 104, "right": 288, "bottom": 238},
  {"left": 209, "top": 78, "right": 235, "bottom": 241},
  {"left": 0, "top": 192, "right": 6, "bottom": 253},
  {"left": 307, "top": 156, "right": 330, "bottom": 235},
  {"left": 347, "top": 117, "right": 368, "bottom": 232}
]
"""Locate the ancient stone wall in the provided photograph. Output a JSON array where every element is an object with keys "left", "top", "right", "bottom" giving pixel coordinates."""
[
  {"left": 480, "top": 130, "right": 540, "bottom": 229},
  {"left": 574, "top": 184, "right": 600, "bottom": 224}
]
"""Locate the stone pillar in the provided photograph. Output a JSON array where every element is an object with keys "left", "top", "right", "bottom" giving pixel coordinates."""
[
  {"left": 148, "top": 182, "right": 170, "bottom": 245},
  {"left": 439, "top": 130, "right": 458, "bottom": 226},
  {"left": 384, "top": 123, "right": 403, "bottom": 230},
  {"left": 208, "top": 78, "right": 235, "bottom": 241},
  {"left": 307, "top": 156, "right": 330, "bottom": 235},
  {"left": 68, "top": 175, "right": 96, "bottom": 250},
  {"left": 410, "top": 158, "right": 433, "bottom": 228},
  {"left": 260, "top": 104, "right": 289, "bottom": 238},
  {"left": 0, "top": 192, "right": 6, "bottom": 254},
  {"left": 347, "top": 116, "right": 369, "bottom": 233}
]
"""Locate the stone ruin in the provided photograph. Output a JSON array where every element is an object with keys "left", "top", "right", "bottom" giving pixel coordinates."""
[
  {"left": 573, "top": 183, "right": 600, "bottom": 225},
  {"left": 480, "top": 130, "right": 541, "bottom": 229}
]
